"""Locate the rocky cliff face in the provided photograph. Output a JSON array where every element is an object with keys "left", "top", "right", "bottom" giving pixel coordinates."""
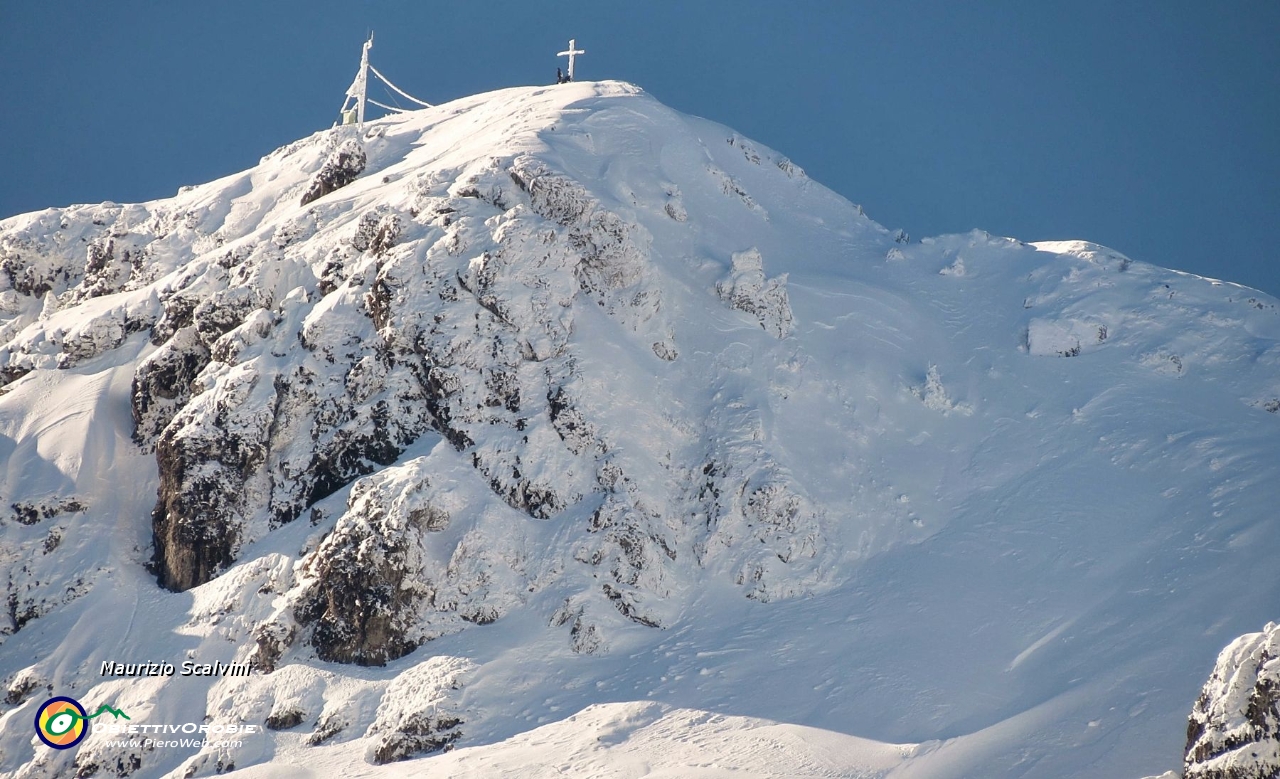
[
  {"left": 1186, "top": 622, "right": 1280, "bottom": 779},
  {"left": 0, "top": 83, "right": 851, "bottom": 667},
  {"left": 132, "top": 105, "right": 851, "bottom": 664}
]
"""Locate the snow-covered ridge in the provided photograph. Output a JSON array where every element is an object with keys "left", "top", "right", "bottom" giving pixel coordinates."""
[{"left": 0, "top": 80, "right": 1278, "bottom": 778}]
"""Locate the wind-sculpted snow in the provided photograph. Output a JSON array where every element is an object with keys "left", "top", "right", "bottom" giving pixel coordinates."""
[{"left": 0, "top": 81, "right": 1278, "bottom": 778}]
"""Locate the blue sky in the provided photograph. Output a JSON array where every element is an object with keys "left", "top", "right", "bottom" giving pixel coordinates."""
[{"left": 2, "top": 1, "right": 1277, "bottom": 295}]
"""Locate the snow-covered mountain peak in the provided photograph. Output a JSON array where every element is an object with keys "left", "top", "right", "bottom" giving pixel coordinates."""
[{"left": 0, "top": 81, "right": 1278, "bottom": 778}]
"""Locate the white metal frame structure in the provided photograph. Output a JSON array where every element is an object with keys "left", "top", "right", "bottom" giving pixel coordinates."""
[{"left": 339, "top": 33, "right": 433, "bottom": 132}]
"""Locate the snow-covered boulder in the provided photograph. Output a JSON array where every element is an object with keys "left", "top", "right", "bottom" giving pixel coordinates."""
[
  {"left": 1186, "top": 622, "right": 1280, "bottom": 778},
  {"left": 363, "top": 657, "right": 474, "bottom": 763},
  {"left": 715, "top": 247, "right": 793, "bottom": 338}
]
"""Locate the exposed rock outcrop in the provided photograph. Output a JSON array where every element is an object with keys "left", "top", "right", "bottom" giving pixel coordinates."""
[
  {"left": 151, "top": 360, "right": 273, "bottom": 591},
  {"left": 293, "top": 464, "right": 449, "bottom": 665},
  {"left": 3, "top": 667, "right": 47, "bottom": 705},
  {"left": 1186, "top": 622, "right": 1280, "bottom": 778},
  {"left": 301, "top": 140, "right": 366, "bottom": 206},
  {"left": 131, "top": 326, "right": 209, "bottom": 447},
  {"left": 290, "top": 450, "right": 534, "bottom": 665},
  {"left": 715, "top": 247, "right": 793, "bottom": 338},
  {"left": 147, "top": 145, "right": 685, "bottom": 617}
]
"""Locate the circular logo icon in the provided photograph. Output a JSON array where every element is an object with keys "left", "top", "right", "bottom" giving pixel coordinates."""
[{"left": 35, "top": 697, "right": 89, "bottom": 749}]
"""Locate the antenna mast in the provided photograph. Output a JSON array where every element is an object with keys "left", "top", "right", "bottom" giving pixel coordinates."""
[
  {"left": 337, "top": 32, "right": 431, "bottom": 130},
  {"left": 340, "top": 33, "right": 374, "bottom": 132}
]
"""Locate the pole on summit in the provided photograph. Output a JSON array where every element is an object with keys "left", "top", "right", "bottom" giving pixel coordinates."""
[
  {"left": 557, "top": 38, "right": 585, "bottom": 82},
  {"left": 337, "top": 32, "right": 432, "bottom": 128}
]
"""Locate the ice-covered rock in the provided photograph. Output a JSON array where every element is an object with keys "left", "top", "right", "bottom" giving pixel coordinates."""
[
  {"left": 1186, "top": 622, "right": 1280, "bottom": 779},
  {"left": 715, "top": 247, "right": 793, "bottom": 338},
  {"left": 363, "top": 656, "right": 474, "bottom": 763}
]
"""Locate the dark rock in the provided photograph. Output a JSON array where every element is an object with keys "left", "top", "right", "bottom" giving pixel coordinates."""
[
  {"left": 306, "top": 712, "right": 347, "bottom": 746},
  {"left": 42, "top": 527, "right": 62, "bottom": 554},
  {"left": 265, "top": 708, "right": 306, "bottom": 731},
  {"left": 249, "top": 619, "right": 296, "bottom": 673},
  {"left": 301, "top": 140, "right": 367, "bottom": 207},
  {"left": 81, "top": 237, "right": 132, "bottom": 299},
  {"left": 3, "top": 670, "right": 45, "bottom": 705},
  {"left": 0, "top": 364, "right": 32, "bottom": 388},
  {"left": 131, "top": 326, "right": 210, "bottom": 448},
  {"left": 9, "top": 497, "right": 86, "bottom": 526},
  {"left": 714, "top": 248, "right": 793, "bottom": 339},
  {"left": 150, "top": 366, "right": 268, "bottom": 592},
  {"left": 294, "top": 475, "right": 448, "bottom": 665},
  {"left": 351, "top": 211, "right": 401, "bottom": 256},
  {"left": 371, "top": 715, "right": 462, "bottom": 764}
]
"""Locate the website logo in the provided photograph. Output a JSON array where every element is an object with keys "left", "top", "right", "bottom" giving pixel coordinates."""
[{"left": 34, "top": 697, "right": 130, "bottom": 750}]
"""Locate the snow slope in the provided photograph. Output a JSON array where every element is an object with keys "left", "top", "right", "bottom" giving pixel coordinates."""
[{"left": 0, "top": 80, "right": 1278, "bottom": 778}]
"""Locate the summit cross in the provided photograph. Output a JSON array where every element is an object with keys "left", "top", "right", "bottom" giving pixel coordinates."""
[{"left": 557, "top": 38, "right": 585, "bottom": 82}]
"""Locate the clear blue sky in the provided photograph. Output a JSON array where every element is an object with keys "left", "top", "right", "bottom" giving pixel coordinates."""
[{"left": 2, "top": 1, "right": 1277, "bottom": 295}]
